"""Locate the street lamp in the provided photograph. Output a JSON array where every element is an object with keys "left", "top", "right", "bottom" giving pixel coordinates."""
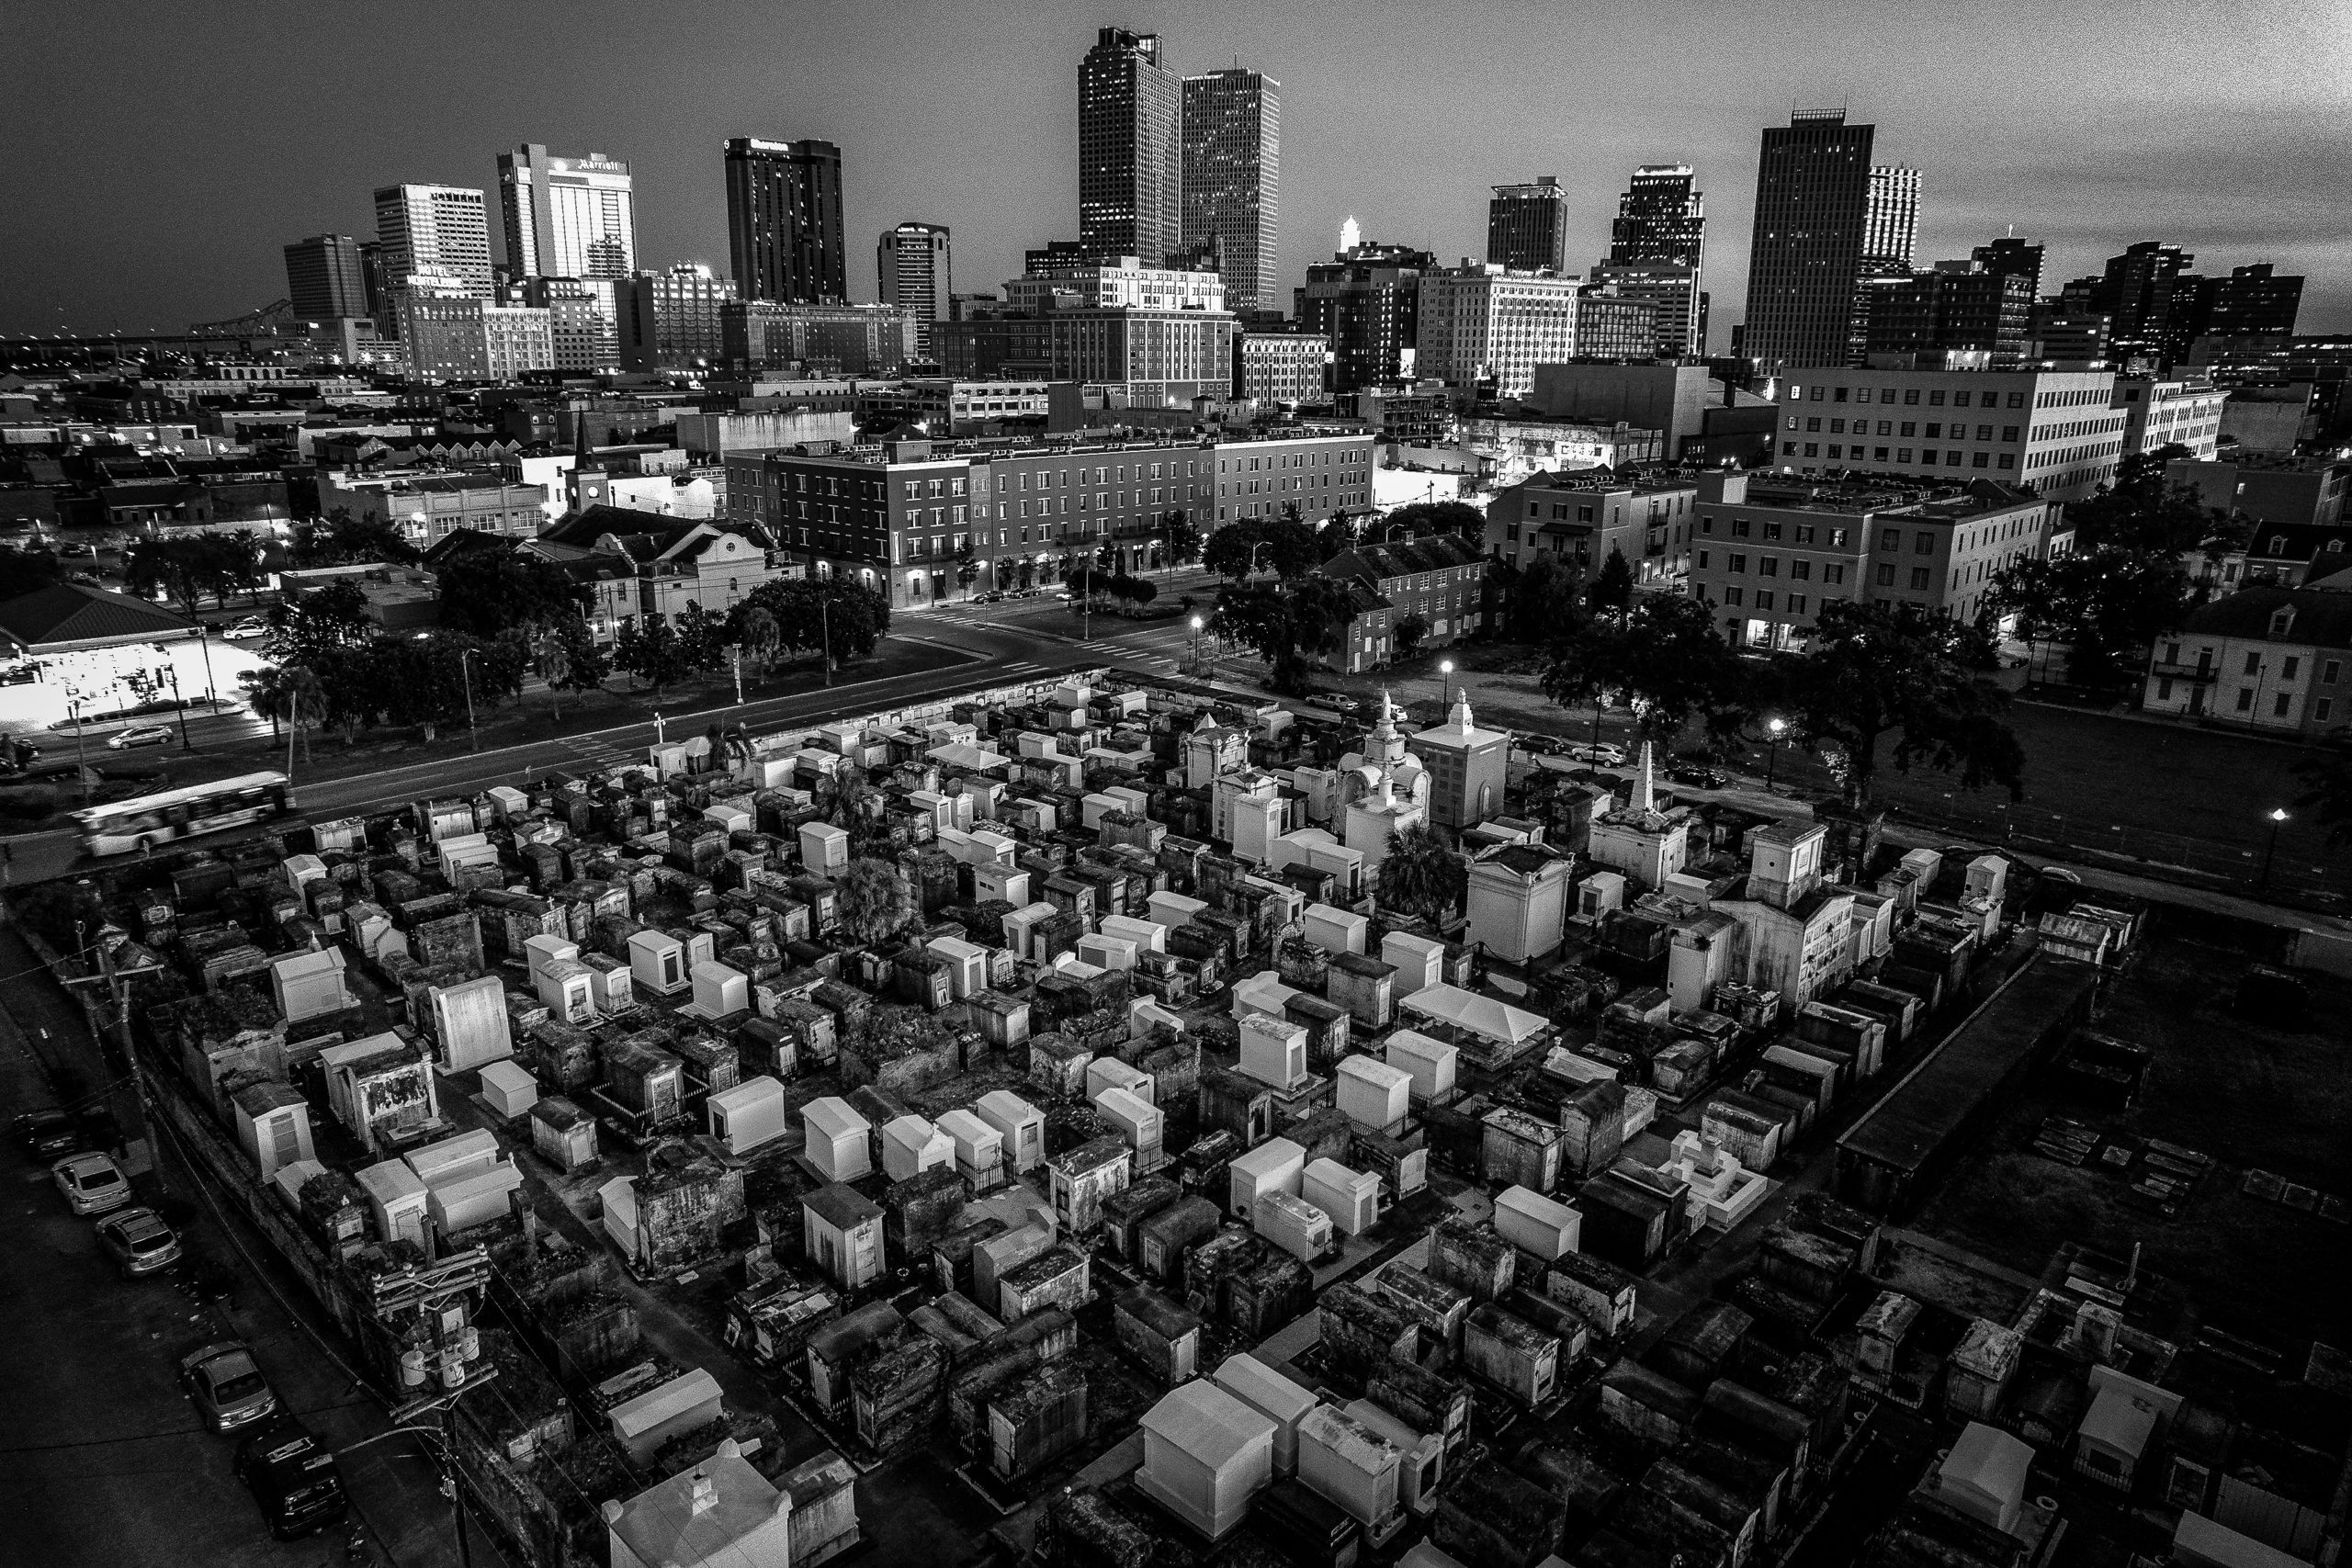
[
  {"left": 2260, "top": 807, "right": 2290, "bottom": 890},
  {"left": 458, "top": 647, "right": 479, "bottom": 751},
  {"left": 1190, "top": 615, "right": 1205, "bottom": 675},
  {"left": 1765, "top": 716, "right": 1787, "bottom": 791},
  {"left": 1440, "top": 660, "right": 1455, "bottom": 709}
]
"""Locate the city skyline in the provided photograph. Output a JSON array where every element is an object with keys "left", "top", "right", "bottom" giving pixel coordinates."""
[{"left": 2, "top": 0, "right": 2346, "bottom": 343}]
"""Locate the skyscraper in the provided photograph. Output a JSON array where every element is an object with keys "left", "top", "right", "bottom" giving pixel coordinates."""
[
  {"left": 1972, "top": 236, "right": 2045, "bottom": 299},
  {"left": 1181, "top": 67, "right": 1279, "bottom": 312},
  {"left": 877, "top": 222, "right": 952, "bottom": 358},
  {"left": 283, "top": 234, "right": 369, "bottom": 321},
  {"left": 1860, "top": 167, "right": 1920, "bottom": 275},
  {"left": 1487, "top": 177, "right": 1567, "bottom": 273},
  {"left": 2094, "top": 241, "right": 2198, "bottom": 365},
  {"left": 1594, "top": 164, "right": 1706, "bottom": 357},
  {"left": 1079, "top": 28, "right": 1182, "bottom": 265},
  {"left": 724, "top": 138, "right": 846, "bottom": 303},
  {"left": 1295, "top": 241, "right": 1433, "bottom": 393},
  {"left": 2205, "top": 263, "right": 2303, "bottom": 339},
  {"left": 373, "top": 184, "right": 494, "bottom": 296},
  {"left": 1740, "top": 111, "right": 1875, "bottom": 369},
  {"left": 496, "top": 144, "right": 636, "bottom": 280}
]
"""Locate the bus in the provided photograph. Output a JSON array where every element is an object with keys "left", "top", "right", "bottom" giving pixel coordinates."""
[{"left": 71, "top": 771, "right": 296, "bottom": 857}]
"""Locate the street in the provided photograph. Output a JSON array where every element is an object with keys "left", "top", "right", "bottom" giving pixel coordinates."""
[
  {"left": 0, "top": 581, "right": 1220, "bottom": 888},
  {"left": 0, "top": 919, "right": 508, "bottom": 1568}
]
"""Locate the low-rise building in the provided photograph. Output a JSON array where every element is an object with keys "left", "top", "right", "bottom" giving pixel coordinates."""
[
  {"left": 2114, "top": 374, "right": 2225, "bottom": 461},
  {"left": 318, "top": 469, "right": 548, "bottom": 546},
  {"left": 1237, "top": 332, "right": 1332, "bottom": 405},
  {"left": 1769, "top": 366, "right": 2125, "bottom": 502},
  {"left": 1486, "top": 470, "right": 1699, "bottom": 592},
  {"left": 1688, "top": 470, "right": 2056, "bottom": 650},
  {"left": 2140, "top": 584, "right": 2352, "bottom": 736},
  {"left": 1319, "top": 535, "right": 1488, "bottom": 655}
]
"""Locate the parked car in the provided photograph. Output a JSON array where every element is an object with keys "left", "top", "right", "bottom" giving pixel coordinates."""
[
  {"left": 0, "top": 663, "right": 40, "bottom": 686},
  {"left": 236, "top": 1417, "right": 349, "bottom": 1539},
  {"left": 51, "top": 1150, "right": 131, "bottom": 1215},
  {"left": 96, "top": 1206, "right": 182, "bottom": 1277},
  {"left": 220, "top": 617, "right": 269, "bottom": 640},
  {"left": 58, "top": 542, "right": 96, "bottom": 558},
  {"left": 2041, "top": 866, "right": 2084, "bottom": 886},
  {"left": 179, "top": 1340, "right": 278, "bottom": 1431},
  {"left": 1302, "top": 693, "right": 1361, "bottom": 716},
  {"left": 107, "top": 723, "right": 175, "bottom": 750},
  {"left": 1669, "top": 764, "right": 1727, "bottom": 789},
  {"left": 18, "top": 1109, "right": 82, "bottom": 1162},
  {"left": 1570, "top": 742, "right": 1627, "bottom": 765}
]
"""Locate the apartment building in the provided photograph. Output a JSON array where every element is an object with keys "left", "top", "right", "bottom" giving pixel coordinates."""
[
  {"left": 1485, "top": 471, "right": 1700, "bottom": 591},
  {"left": 2114, "top": 375, "right": 2225, "bottom": 460},
  {"left": 1236, "top": 332, "right": 1330, "bottom": 404},
  {"left": 2142, "top": 586, "right": 2352, "bottom": 736},
  {"left": 724, "top": 429, "right": 1374, "bottom": 608},
  {"left": 1415, "top": 265, "right": 1581, "bottom": 402},
  {"left": 1771, "top": 367, "right": 2124, "bottom": 502},
  {"left": 1688, "top": 469, "right": 2054, "bottom": 649},
  {"left": 1319, "top": 535, "right": 1490, "bottom": 661}
]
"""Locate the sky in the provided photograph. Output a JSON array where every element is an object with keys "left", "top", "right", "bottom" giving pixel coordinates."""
[{"left": 5, "top": 0, "right": 2349, "bottom": 344}]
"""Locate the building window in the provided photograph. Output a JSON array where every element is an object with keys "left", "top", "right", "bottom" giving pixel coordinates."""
[
  {"left": 1727, "top": 554, "right": 1747, "bottom": 572},
  {"left": 1753, "top": 590, "right": 1773, "bottom": 610},
  {"left": 1789, "top": 593, "right": 1807, "bottom": 614},
  {"left": 1916, "top": 533, "right": 1934, "bottom": 555},
  {"left": 2245, "top": 652, "right": 2262, "bottom": 675},
  {"left": 1881, "top": 529, "right": 1901, "bottom": 552},
  {"left": 1824, "top": 564, "right": 1845, "bottom": 584},
  {"left": 2237, "top": 687, "right": 2255, "bottom": 711},
  {"left": 1724, "top": 586, "right": 1742, "bottom": 606},
  {"left": 2320, "top": 698, "right": 2335, "bottom": 721},
  {"left": 2157, "top": 677, "right": 2174, "bottom": 701},
  {"left": 1910, "top": 567, "right": 1931, "bottom": 591},
  {"left": 1875, "top": 564, "right": 1896, "bottom": 587},
  {"left": 2284, "top": 656, "right": 2301, "bottom": 680},
  {"left": 2276, "top": 692, "right": 2294, "bottom": 716},
  {"left": 1696, "top": 550, "right": 1709, "bottom": 569},
  {"left": 2326, "top": 661, "right": 2341, "bottom": 684},
  {"left": 1790, "top": 559, "right": 1811, "bottom": 581}
]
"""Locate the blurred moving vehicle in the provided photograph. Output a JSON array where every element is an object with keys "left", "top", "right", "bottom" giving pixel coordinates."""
[
  {"left": 107, "top": 723, "right": 175, "bottom": 750},
  {"left": 179, "top": 1340, "right": 278, "bottom": 1431}
]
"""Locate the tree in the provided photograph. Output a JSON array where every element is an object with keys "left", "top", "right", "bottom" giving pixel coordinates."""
[
  {"left": 1394, "top": 613, "right": 1430, "bottom": 658},
  {"left": 437, "top": 549, "right": 592, "bottom": 637},
  {"left": 731, "top": 604, "right": 781, "bottom": 674},
  {"left": 238, "top": 665, "right": 288, "bottom": 741},
  {"left": 673, "top": 603, "right": 728, "bottom": 675},
  {"left": 613, "top": 618, "right": 690, "bottom": 697},
  {"left": 1125, "top": 575, "right": 1158, "bottom": 609},
  {"left": 736, "top": 577, "right": 892, "bottom": 667},
  {"left": 835, "top": 857, "right": 914, "bottom": 946},
  {"left": 1542, "top": 592, "right": 1754, "bottom": 748},
  {"left": 1260, "top": 513, "right": 1322, "bottom": 579},
  {"left": 1159, "top": 511, "right": 1201, "bottom": 573},
  {"left": 1505, "top": 554, "right": 1588, "bottom": 645},
  {"left": 1378, "top": 824, "right": 1467, "bottom": 924},
  {"left": 1316, "top": 513, "right": 1358, "bottom": 561},
  {"left": 1589, "top": 547, "right": 1635, "bottom": 617},
  {"left": 266, "top": 580, "right": 375, "bottom": 662},
  {"left": 954, "top": 544, "right": 982, "bottom": 600},
  {"left": 553, "top": 617, "right": 608, "bottom": 702},
  {"left": 1780, "top": 599, "right": 2024, "bottom": 805},
  {"left": 123, "top": 536, "right": 236, "bottom": 619},
  {"left": 830, "top": 770, "right": 879, "bottom": 847},
  {"left": 1986, "top": 447, "right": 2247, "bottom": 693},
  {"left": 1203, "top": 521, "right": 1263, "bottom": 581},
  {"left": 295, "top": 507, "right": 420, "bottom": 567},
  {"left": 1212, "top": 577, "right": 1362, "bottom": 694},
  {"left": 530, "top": 625, "right": 571, "bottom": 722},
  {"left": 2294, "top": 752, "right": 2352, "bottom": 848}
]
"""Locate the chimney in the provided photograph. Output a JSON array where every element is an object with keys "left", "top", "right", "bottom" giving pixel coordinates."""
[{"left": 688, "top": 1470, "right": 718, "bottom": 1515}]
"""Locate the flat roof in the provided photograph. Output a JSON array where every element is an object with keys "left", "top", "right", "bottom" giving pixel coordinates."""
[{"left": 1838, "top": 955, "right": 2099, "bottom": 1177}]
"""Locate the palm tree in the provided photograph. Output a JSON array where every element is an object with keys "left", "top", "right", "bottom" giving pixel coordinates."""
[
  {"left": 530, "top": 626, "right": 571, "bottom": 722},
  {"left": 1379, "top": 823, "right": 1466, "bottom": 926},
  {"left": 279, "top": 663, "right": 324, "bottom": 779},
  {"left": 240, "top": 666, "right": 289, "bottom": 742}
]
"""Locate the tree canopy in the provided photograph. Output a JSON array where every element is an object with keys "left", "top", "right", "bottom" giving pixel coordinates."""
[
  {"left": 732, "top": 577, "right": 892, "bottom": 666},
  {"left": 293, "top": 508, "right": 419, "bottom": 567},
  {"left": 122, "top": 533, "right": 262, "bottom": 616},
  {"left": 1542, "top": 592, "right": 1753, "bottom": 746},
  {"left": 1376, "top": 499, "right": 1486, "bottom": 539},
  {"left": 1780, "top": 599, "right": 2024, "bottom": 803},
  {"left": 1211, "top": 577, "right": 1362, "bottom": 693},
  {"left": 436, "top": 549, "right": 592, "bottom": 637}
]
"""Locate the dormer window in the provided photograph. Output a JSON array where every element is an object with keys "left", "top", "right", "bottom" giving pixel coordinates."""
[
  {"left": 2270, "top": 536, "right": 2287, "bottom": 556},
  {"left": 2271, "top": 606, "right": 2297, "bottom": 638}
]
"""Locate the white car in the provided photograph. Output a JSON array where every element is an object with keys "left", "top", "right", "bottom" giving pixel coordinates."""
[
  {"left": 220, "top": 618, "right": 268, "bottom": 641},
  {"left": 52, "top": 1150, "right": 131, "bottom": 1215},
  {"left": 1570, "top": 742, "right": 1628, "bottom": 766},
  {"left": 107, "top": 723, "right": 175, "bottom": 750}
]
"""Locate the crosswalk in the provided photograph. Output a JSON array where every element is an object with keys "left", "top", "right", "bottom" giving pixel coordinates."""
[{"left": 557, "top": 735, "right": 638, "bottom": 771}]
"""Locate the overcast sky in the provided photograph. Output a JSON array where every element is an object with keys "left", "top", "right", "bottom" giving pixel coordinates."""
[{"left": 5, "top": 0, "right": 2346, "bottom": 344}]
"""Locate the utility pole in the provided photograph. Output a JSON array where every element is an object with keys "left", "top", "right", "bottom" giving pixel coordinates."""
[
  {"left": 170, "top": 665, "right": 191, "bottom": 751},
  {"left": 67, "top": 692, "right": 91, "bottom": 806},
  {"left": 458, "top": 647, "right": 479, "bottom": 751},
  {"left": 820, "top": 596, "right": 833, "bottom": 686}
]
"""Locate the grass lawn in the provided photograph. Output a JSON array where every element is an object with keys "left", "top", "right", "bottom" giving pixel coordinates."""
[{"left": 1912, "top": 934, "right": 2352, "bottom": 1347}]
